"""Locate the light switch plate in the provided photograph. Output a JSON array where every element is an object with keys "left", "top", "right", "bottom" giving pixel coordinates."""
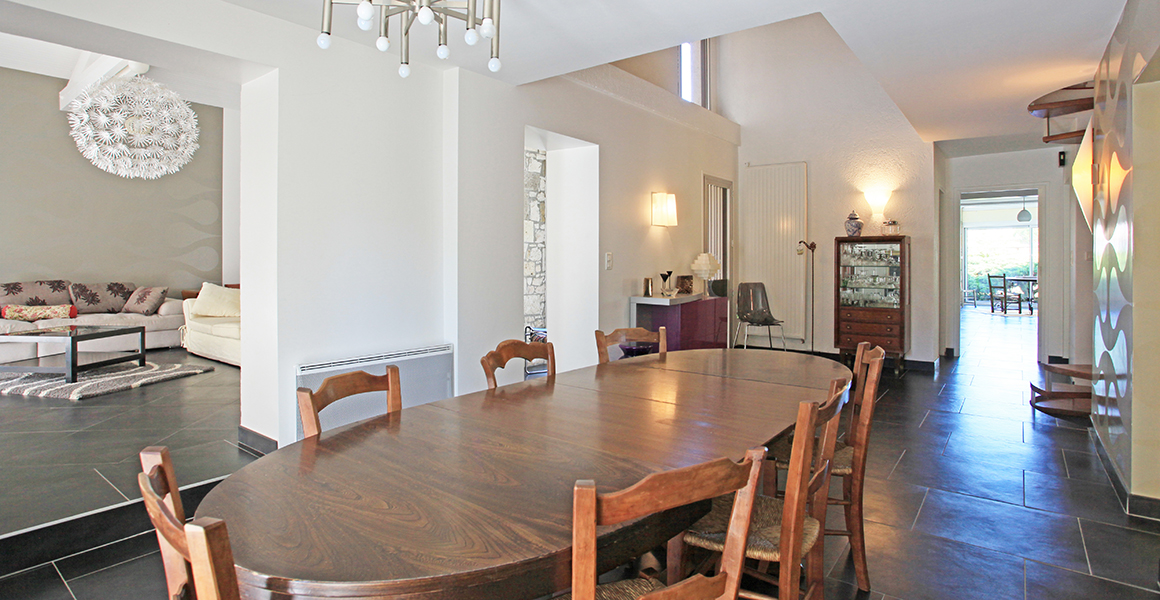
[{"left": 604, "top": 252, "right": 613, "bottom": 270}]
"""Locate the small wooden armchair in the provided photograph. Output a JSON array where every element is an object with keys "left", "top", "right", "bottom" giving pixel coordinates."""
[
  {"left": 297, "top": 368, "right": 402, "bottom": 438},
  {"left": 594, "top": 326, "right": 667, "bottom": 364},
  {"left": 672, "top": 378, "right": 848, "bottom": 600},
  {"left": 481, "top": 339, "right": 555, "bottom": 390},
  {"left": 563, "top": 447, "right": 767, "bottom": 600},
  {"left": 139, "top": 446, "right": 240, "bottom": 600},
  {"left": 988, "top": 274, "right": 1024, "bottom": 314}
]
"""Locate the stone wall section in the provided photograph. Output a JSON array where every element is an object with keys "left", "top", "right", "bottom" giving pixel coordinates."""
[{"left": 523, "top": 149, "right": 547, "bottom": 330}]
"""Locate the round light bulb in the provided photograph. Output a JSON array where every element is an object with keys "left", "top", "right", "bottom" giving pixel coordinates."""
[
  {"left": 464, "top": 28, "right": 479, "bottom": 45},
  {"left": 316, "top": 32, "right": 332, "bottom": 49},
  {"left": 375, "top": 36, "right": 390, "bottom": 51},
  {"left": 417, "top": 5, "right": 434, "bottom": 25},
  {"left": 436, "top": 44, "right": 450, "bottom": 59},
  {"left": 479, "top": 18, "right": 495, "bottom": 39},
  {"left": 357, "top": 17, "right": 373, "bottom": 30},
  {"left": 488, "top": 57, "right": 502, "bottom": 72},
  {"left": 398, "top": 64, "right": 411, "bottom": 78},
  {"left": 356, "top": 0, "right": 374, "bottom": 20}
]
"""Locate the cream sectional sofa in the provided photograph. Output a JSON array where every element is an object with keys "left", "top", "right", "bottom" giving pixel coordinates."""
[
  {"left": 0, "top": 280, "right": 184, "bottom": 364},
  {"left": 180, "top": 283, "right": 240, "bottom": 366}
]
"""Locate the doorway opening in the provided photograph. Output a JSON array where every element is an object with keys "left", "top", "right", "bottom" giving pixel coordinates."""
[{"left": 959, "top": 190, "right": 1039, "bottom": 366}]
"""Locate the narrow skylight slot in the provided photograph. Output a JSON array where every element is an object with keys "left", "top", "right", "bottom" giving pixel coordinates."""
[{"left": 680, "top": 42, "right": 694, "bottom": 102}]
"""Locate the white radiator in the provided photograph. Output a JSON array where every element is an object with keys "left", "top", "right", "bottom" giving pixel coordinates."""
[
  {"left": 737, "top": 162, "right": 808, "bottom": 341},
  {"left": 295, "top": 344, "right": 454, "bottom": 439}
]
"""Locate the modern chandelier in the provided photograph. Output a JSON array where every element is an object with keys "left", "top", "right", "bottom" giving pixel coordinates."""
[
  {"left": 316, "top": 0, "right": 501, "bottom": 78},
  {"left": 67, "top": 76, "right": 200, "bottom": 180}
]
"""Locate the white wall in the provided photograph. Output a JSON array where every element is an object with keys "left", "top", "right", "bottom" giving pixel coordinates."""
[
  {"left": 715, "top": 13, "right": 939, "bottom": 362},
  {"left": 944, "top": 147, "right": 1075, "bottom": 361},
  {"left": 447, "top": 66, "right": 739, "bottom": 392},
  {"left": 14, "top": 0, "right": 447, "bottom": 445}
]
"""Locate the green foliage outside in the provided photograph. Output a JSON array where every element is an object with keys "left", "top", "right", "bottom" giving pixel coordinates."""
[{"left": 964, "top": 227, "right": 1038, "bottom": 301}]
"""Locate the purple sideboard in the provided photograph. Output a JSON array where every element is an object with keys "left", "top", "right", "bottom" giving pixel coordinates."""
[{"left": 631, "top": 295, "right": 728, "bottom": 350}]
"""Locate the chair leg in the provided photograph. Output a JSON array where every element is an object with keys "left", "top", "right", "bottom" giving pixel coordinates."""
[
  {"left": 805, "top": 534, "right": 826, "bottom": 600},
  {"left": 766, "top": 326, "right": 775, "bottom": 351},
  {"left": 743, "top": 324, "right": 750, "bottom": 349},
  {"left": 734, "top": 320, "right": 744, "bottom": 348},
  {"left": 846, "top": 475, "right": 870, "bottom": 592},
  {"left": 778, "top": 550, "right": 802, "bottom": 600},
  {"left": 666, "top": 534, "right": 685, "bottom": 586},
  {"left": 778, "top": 324, "right": 787, "bottom": 351}
]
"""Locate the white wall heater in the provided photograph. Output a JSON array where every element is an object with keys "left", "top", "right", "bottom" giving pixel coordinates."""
[
  {"left": 737, "top": 162, "right": 808, "bottom": 342},
  {"left": 295, "top": 344, "right": 454, "bottom": 440}
]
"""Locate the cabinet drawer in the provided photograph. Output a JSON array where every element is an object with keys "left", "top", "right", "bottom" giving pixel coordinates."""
[
  {"left": 837, "top": 321, "right": 900, "bottom": 336},
  {"left": 837, "top": 307, "right": 902, "bottom": 323},
  {"left": 838, "top": 334, "right": 902, "bottom": 352}
]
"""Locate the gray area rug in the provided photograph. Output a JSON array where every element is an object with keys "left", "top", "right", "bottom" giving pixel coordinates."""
[{"left": 0, "top": 362, "right": 214, "bottom": 400}]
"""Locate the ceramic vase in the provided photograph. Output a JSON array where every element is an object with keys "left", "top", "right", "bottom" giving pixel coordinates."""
[{"left": 845, "top": 211, "right": 864, "bottom": 237}]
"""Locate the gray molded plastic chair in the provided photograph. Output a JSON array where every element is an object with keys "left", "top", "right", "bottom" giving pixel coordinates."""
[{"left": 735, "top": 282, "right": 787, "bottom": 350}]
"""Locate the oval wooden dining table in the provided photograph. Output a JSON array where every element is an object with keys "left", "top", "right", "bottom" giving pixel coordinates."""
[{"left": 196, "top": 348, "right": 851, "bottom": 600}]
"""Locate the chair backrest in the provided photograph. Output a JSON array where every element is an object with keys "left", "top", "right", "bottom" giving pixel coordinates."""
[
  {"left": 296, "top": 368, "right": 402, "bottom": 438},
  {"left": 844, "top": 347, "right": 886, "bottom": 480},
  {"left": 736, "top": 282, "right": 775, "bottom": 324},
  {"left": 779, "top": 377, "right": 849, "bottom": 593},
  {"left": 139, "top": 447, "right": 241, "bottom": 600},
  {"left": 987, "top": 274, "right": 1008, "bottom": 294},
  {"left": 481, "top": 339, "right": 555, "bottom": 389},
  {"left": 594, "top": 327, "right": 667, "bottom": 364},
  {"left": 572, "top": 447, "right": 767, "bottom": 600}
]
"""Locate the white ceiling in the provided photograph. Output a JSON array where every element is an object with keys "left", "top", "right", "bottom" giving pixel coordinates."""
[{"left": 220, "top": 0, "right": 1127, "bottom": 147}]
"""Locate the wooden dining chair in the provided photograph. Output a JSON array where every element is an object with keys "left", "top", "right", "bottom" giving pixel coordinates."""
[
  {"left": 563, "top": 446, "right": 767, "bottom": 600},
  {"left": 594, "top": 326, "right": 667, "bottom": 364},
  {"left": 296, "top": 368, "right": 402, "bottom": 438},
  {"left": 987, "top": 274, "right": 1024, "bottom": 314},
  {"left": 671, "top": 377, "right": 849, "bottom": 600},
  {"left": 764, "top": 345, "right": 884, "bottom": 592},
  {"left": 139, "top": 446, "right": 240, "bottom": 600},
  {"left": 481, "top": 339, "right": 555, "bottom": 389}
]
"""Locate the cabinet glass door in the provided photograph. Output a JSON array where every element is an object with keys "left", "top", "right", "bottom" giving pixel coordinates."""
[{"left": 838, "top": 241, "right": 902, "bottom": 308}]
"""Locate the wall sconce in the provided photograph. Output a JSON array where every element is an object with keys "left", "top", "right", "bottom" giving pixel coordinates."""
[
  {"left": 652, "top": 192, "right": 678, "bottom": 227},
  {"left": 864, "top": 189, "right": 892, "bottom": 220},
  {"left": 1072, "top": 123, "right": 1094, "bottom": 232}
]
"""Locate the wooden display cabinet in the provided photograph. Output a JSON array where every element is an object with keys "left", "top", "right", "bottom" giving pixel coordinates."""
[{"left": 834, "top": 236, "right": 910, "bottom": 375}]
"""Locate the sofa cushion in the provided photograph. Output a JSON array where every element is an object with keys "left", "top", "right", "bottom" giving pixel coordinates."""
[
  {"left": 40, "top": 311, "right": 186, "bottom": 332},
  {"left": 156, "top": 298, "right": 184, "bottom": 317},
  {"left": 184, "top": 314, "right": 240, "bottom": 337},
  {"left": 0, "top": 319, "right": 38, "bottom": 335},
  {"left": 122, "top": 287, "right": 169, "bottom": 315},
  {"left": 1, "top": 305, "right": 77, "bottom": 322},
  {"left": 70, "top": 282, "right": 136, "bottom": 314},
  {"left": 210, "top": 321, "right": 241, "bottom": 340},
  {"left": 192, "top": 282, "right": 241, "bottom": 317},
  {"left": 0, "top": 280, "right": 71, "bottom": 307}
]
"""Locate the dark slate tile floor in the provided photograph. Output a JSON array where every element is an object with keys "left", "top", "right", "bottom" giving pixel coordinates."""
[
  {"left": 4, "top": 310, "right": 1160, "bottom": 599},
  {"left": 0, "top": 349, "right": 249, "bottom": 537}
]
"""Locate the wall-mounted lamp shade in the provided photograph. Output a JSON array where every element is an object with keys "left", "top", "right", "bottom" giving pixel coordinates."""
[
  {"left": 864, "top": 189, "right": 892, "bottom": 218},
  {"left": 652, "top": 192, "right": 678, "bottom": 227},
  {"left": 1072, "top": 122, "right": 1094, "bottom": 232}
]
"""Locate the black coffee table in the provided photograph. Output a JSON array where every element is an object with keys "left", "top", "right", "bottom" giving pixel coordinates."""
[{"left": 0, "top": 325, "right": 146, "bottom": 383}]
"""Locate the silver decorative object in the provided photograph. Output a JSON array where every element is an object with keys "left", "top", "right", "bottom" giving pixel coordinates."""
[{"left": 67, "top": 76, "right": 199, "bottom": 180}]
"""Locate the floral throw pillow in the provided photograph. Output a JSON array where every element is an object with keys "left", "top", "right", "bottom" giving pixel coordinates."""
[
  {"left": 121, "top": 286, "right": 169, "bottom": 315},
  {"left": 70, "top": 282, "right": 137, "bottom": 314},
  {"left": 1, "top": 280, "right": 72, "bottom": 307},
  {"left": 1, "top": 304, "right": 77, "bottom": 322}
]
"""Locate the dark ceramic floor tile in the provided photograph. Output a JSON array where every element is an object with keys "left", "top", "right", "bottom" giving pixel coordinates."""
[
  {"left": 829, "top": 520, "right": 1024, "bottom": 600},
  {"left": 67, "top": 552, "right": 167, "bottom": 600},
  {"left": 942, "top": 433, "right": 1067, "bottom": 478},
  {"left": 913, "top": 489, "right": 1088, "bottom": 572},
  {"left": 856, "top": 476, "right": 928, "bottom": 530},
  {"left": 95, "top": 440, "right": 254, "bottom": 500},
  {"left": 0, "top": 565, "right": 73, "bottom": 600},
  {"left": 888, "top": 449, "right": 1025, "bottom": 505},
  {"left": 55, "top": 532, "right": 158, "bottom": 580},
  {"left": 824, "top": 576, "right": 879, "bottom": 600},
  {"left": 0, "top": 406, "right": 133, "bottom": 434},
  {"left": 1083, "top": 519, "right": 1160, "bottom": 589},
  {"left": 1023, "top": 471, "right": 1160, "bottom": 535},
  {"left": 80, "top": 404, "right": 225, "bottom": 431},
  {"left": 0, "top": 465, "right": 125, "bottom": 536},
  {"left": 1023, "top": 422, "right": 1097, "bottom": 452},
  {"left": 7, "top": 429, "right": 176, "bottom": 467},
  {"left": 142, "top": 386, "right": 239, "bottom": 406},
  {"left": 1025, "top": 559, "right": 1160, "bottom": 599},
  {"left": 186, "top": 404, "right": 241, "bottom": 430},
  {"left": 867, "top": 420, "right": 951, "bottom": 454},
  {"left": 1062, "top": 449, "right": 1111, "bottom": 484},
  {"left": 959, "top": 398, "right": 1066, "bottom": 427},
  {"left": 917, "top": 411, "right": 1025, "bottom": 444},
  {"left": 952, "top": 365, "right": 1027, "bottom": 381}
]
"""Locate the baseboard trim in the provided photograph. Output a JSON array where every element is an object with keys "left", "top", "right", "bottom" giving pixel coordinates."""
[
  {"left": 1094, "top": 431, "right": 1131, "bottom": 511},
  {"left": 0, "top": 478, "right": 221, "bottom": 578},
  {"left": 238, "top": 425, "right": 277, "bottom": 456}
]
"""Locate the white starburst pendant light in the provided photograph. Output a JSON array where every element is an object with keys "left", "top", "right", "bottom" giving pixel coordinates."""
[
  {"left": 316, "top": 0, "right": 502, "bottom": 77},
  {"left": 67, "top": 76, "right": 200, "bottom": 180}
]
